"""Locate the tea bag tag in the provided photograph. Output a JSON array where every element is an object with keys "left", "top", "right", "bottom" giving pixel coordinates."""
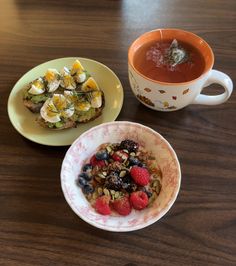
[{"left": 168, "top": 39, "right": 188, "bottom": 66}]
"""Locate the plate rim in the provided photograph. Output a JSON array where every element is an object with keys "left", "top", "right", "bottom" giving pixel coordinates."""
[{"left": 7, "top": 57, "right": 124, "bottom": 146}]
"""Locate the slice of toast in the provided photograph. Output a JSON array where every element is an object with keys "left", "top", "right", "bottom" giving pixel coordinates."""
[
  {"left": 36, "top": 92, "right": 105, "bottom": 130},
  {"left": 22, "top": 60, "right": 105, "bottom": 130},
  {"left": 23, "top": 85, "right": 64, "bottom": 113},
  {"left": 23, "top": 99, "right": 44, "bottom": 113},
  {"left": 76, "top": 92, "right": 105, "bottom": 123}
]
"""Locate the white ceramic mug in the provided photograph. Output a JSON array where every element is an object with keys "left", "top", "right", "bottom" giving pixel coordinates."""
[{"left": 128, "top": 29, "right": 233, "bottom": 111}]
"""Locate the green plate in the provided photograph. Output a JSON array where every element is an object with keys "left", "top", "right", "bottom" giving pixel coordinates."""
[{"left": 7, "top": 57, "right": 124, "bottom": 146}]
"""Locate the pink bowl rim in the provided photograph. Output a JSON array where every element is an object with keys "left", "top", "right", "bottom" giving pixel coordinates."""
[{"left": 60, "top": 121, "right": 181, "bottom": 232}]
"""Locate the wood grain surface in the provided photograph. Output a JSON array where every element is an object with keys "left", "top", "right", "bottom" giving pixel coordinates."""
[{"left": 0, "top": 0, "right": 236, "bottom": 265}]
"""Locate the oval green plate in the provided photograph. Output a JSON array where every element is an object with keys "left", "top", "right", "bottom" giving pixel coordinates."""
[{"left": 7, "top": 57, "right": 124, "bottom": 146}]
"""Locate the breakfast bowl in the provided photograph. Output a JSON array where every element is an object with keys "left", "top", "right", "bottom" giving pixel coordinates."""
[{"left": 61, "top": 121, "right": 181, "bottom": 231}]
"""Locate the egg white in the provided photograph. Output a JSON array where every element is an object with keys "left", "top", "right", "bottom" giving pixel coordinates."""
[
  {"left": 61, "top": 106, "right": 75, "bottom": 118},
  {"left": 61, "top": 67, "right": 76, "bottom": 90},
  {"left": 90, "top": 91, "right": 102, "bottom": 108},
  {"left": 75, "top": 72, "right": 86, "bottom": 83},
  {"left": 40, "top": 98, "right": 61, "bottom": 123},
  {"left": 48, "top": 80, "right": 61, "bottom": 93},
  {"left": 40, "top": 94, "right": 74, "bottom": 123},
  {"left": 75, "top": 101, "right": 91, "bottom": 112},
  {"left": 28, "top": 78, "right": 45, "bottom": 95},
  {"left": 81, "top": 77, "right": 99, "bottom": 92},
  {"left": 45, "top": 69, "right": 61, "bottom": 93}
]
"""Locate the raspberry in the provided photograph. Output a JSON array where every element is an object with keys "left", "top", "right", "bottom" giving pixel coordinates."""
[
  {"left": 112, "top": 196, "right": 132, "bottom": 216},
  {"left": 130, "top": 191, "right": 148, "bottom": 210},
  {"left": 112, "top": 150, "right": 129, "bottom": 162},
  {"left": 130, "top": 166, "right": 150, "bottom": 186},
  {"left": 95, "top": 195, "right": 111, "bottom": 215},
  {"left": 90, "top": 155, "right": 106, "bottom": 168}
]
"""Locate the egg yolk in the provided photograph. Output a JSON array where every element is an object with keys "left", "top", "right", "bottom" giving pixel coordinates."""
[
  {"left": 72, "top": 60, "right": 84, "bottom": 74},
  {"left": 53, "top": 95, "right": 67, "bottom": 110},
  {"left": 45, "top": 70, "right": 56, "bottom": 82},
  {"left": 82, "top": 77, "right": 99, "bottom": 91}
]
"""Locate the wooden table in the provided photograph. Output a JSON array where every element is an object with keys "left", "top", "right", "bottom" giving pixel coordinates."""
[{"left": 1, "top": 0, "right": 235, "bottom": 265}]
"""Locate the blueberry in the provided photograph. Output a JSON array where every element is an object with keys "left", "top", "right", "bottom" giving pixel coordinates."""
[
  {"left": 129, "top": 157, "right": 140, "bottom": 166},
  {"left": 95, "top": 150, "right": 109, "bottom": 160},
  {"left": 140, "top": 187, "right": 152, "bottom": 198},
  {"left": 146, "top": 191, "right": 152, "bottom": 198},
  {"left": 122, "top": 182, "right": 137, "bottom": 193},
  {"left": 122, "top": 174, "right": 132, "bottom": 184},
  {"left": 79, "top": 172, "right": 92, "bottom": 181},
  {"left": 122, "top": 183, "right": 129, "bottom": 190},
  {"left": 82, "top": 184, "right": 94, "bottom": 194},
  {"left": 77, "top": 176, "right": 87, "bottom": 187},
  {"left": 82, "top": 163, "right": 93, "bottom": 172}
]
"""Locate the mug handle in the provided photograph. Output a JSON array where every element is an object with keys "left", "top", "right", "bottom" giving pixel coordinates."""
[{"left": 192, "top": 70, "right": 233, "bottom": 105}]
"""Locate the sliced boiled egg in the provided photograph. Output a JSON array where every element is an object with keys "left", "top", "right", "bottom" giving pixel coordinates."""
[
  {"left": 61, "top": 107, "right": 75, "bottom": 119},
  {"left": 64, "top": 91, "right": 91, "bottom": 111},
  {"left": 44, "top": 69, "right": 61, "bottom": 92},
  {"left": 71, "top": 60, "right": 86, "bottom": 83},
  {"left": 75, "top": 72, "right": 86, "bottom": 83},
  {"left": 28, "top": 77, "right": 45, "bottom": 95},
  {"left": 90, "top": 91, "right": 102, "bottom": 108},
  {"left": 75, "top": 101, "right": 91, "bottom": 112},
  {"left": 53, "top": 94, "right": 67, "bottom": 110},
  {"left": 64, "top": 90, "right": 78, "bottom": 103},
  {"left": 81, "top": 77, "right": 99, "bottom": 92},
  {"left": 71, "top": 59, "right": 85, "bottom": 74},
  {"left": 40, "top": 98, "right": 61, "bottom": 123},
  {"left": 40, "top": 94, "right": 74, "bottom": 123},
  {"left": 61, "top": 67, "right": 76, "bottom": 90}
]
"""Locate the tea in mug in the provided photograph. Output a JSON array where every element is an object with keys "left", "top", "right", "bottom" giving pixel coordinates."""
[{"left": 133, "top": 39, "right": 205, "bottom": 83}]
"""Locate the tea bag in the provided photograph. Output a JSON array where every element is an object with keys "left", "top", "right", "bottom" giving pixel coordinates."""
[{"left": 166, "top": 39, "right": 188, "bottom": 66}]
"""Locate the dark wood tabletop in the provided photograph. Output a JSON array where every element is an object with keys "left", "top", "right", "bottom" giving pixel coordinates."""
[{"left": 1, "top": 0, "right": 235, "bottom": 265}]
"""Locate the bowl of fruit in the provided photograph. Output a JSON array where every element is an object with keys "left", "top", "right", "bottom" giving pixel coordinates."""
[{"left": 61, "top": 121, "right": 181, "bottom": 231}]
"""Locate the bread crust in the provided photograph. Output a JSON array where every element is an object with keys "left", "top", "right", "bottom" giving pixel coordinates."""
[{"left": 23, "top": 99, "right": 43, "bottom": 113}]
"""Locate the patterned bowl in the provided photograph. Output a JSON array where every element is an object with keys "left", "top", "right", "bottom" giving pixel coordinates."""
[{"left": 61, "top": 121, "right": 181, "bottom": 232}]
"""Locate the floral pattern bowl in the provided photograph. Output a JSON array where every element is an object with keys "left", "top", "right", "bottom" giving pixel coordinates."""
[{"left": 61, "top": 121, "right": 181, "bottom": 232}]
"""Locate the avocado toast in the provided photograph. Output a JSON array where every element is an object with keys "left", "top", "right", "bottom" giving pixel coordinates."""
[{"left": 23, "top": 60, "right": 105, "bottom": 130}]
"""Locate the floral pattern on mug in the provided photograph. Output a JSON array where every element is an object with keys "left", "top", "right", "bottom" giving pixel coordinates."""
[
  {"left": 144, "top": 87, "right": 152, "bottom": 92},
  {"left": 182, "top": 88, "right": 190, "bottom": 95},
  {"left": 137, "top": 94, "right": 155, "bottom": 107}
]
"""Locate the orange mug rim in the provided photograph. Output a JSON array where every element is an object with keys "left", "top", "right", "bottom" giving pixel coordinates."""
[{"left": 128, "top": 28, "right": 214, "bottom": 86}]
